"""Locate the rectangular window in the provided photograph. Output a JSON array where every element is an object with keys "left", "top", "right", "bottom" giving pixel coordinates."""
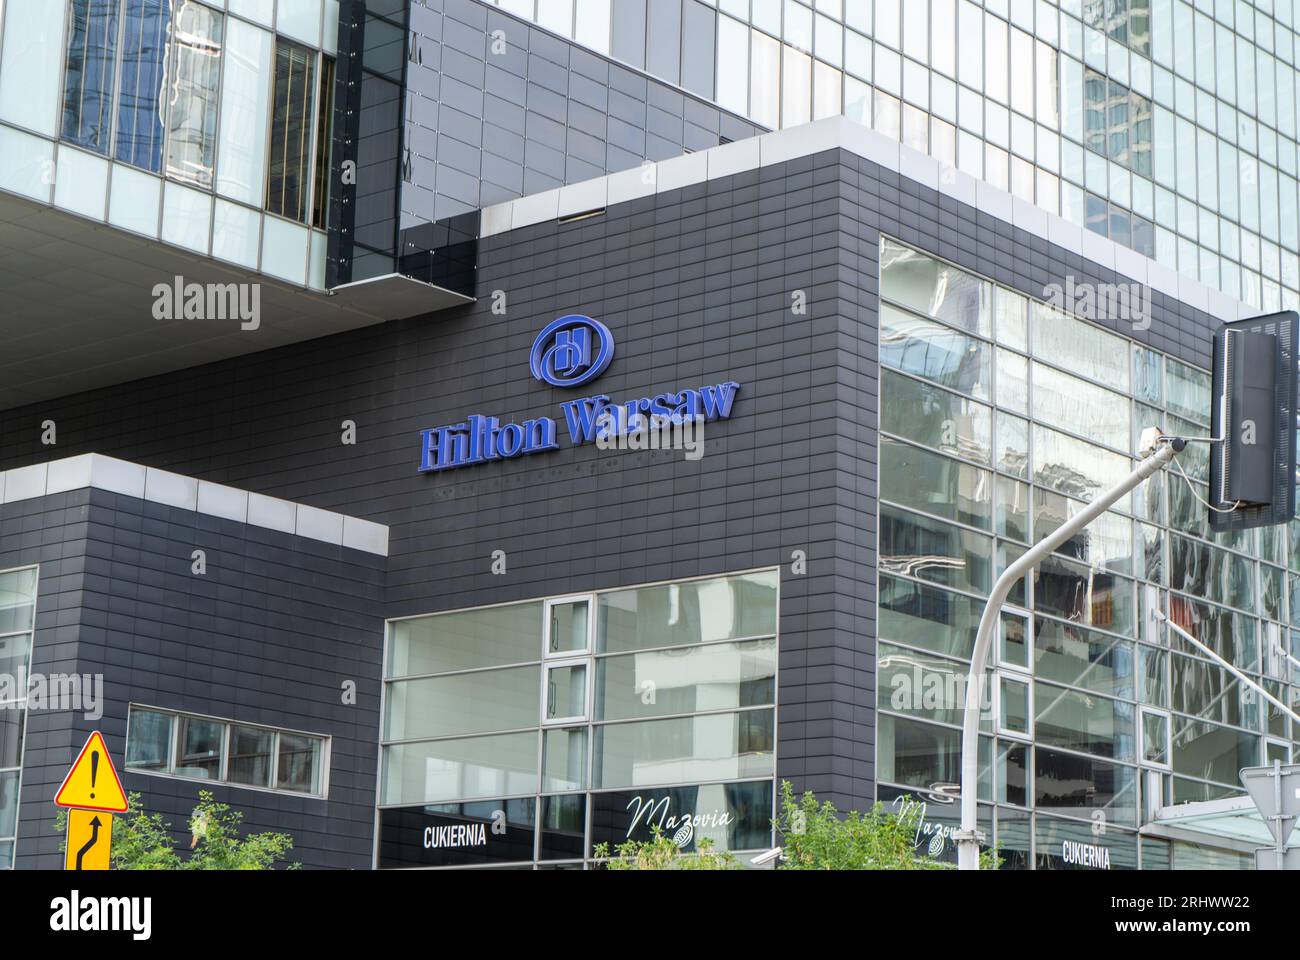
[
  {"left": 1142, "top": 709, "right": 1172, "bottom": 767},
  {"left": 266, "top": 39, "right": 317, "bottom": 221},
  {"left": 1035, "top": 617, "right": 1136, "bottom": 698},
  {"left": 62, "top": 0, "right": 122, "bottom": 154},
  {"left": 382, "top": 732, "right": 538, "bottom": 805},
  {"left": 547, "top": 597, "right": 591, "bottom": 655},
  {"left": 879, "top": 304, "right": 992, "bottom": 400},
  {"left": 879, "top": 574, "right": 981, "bottom": 660},
  {"left": 126, "top": 706, "right": 327, "bottom": 796},
  {"left": 749, "top": 29, "right": 781, "bottom": 130},
  {"left": 596, "top": 571, "right": 777, "bottom": 654},
  {"left": 1035, "top": 746, "right": 1137, "bottom": 823},
  {"left": 596, "top": 638, "right": 777, "bottom": 722},
  {"left": 215, "top": 16, "right": 274, "bottom": 204},
  {"left": 879, "top": 438, "right": 995, "bottom": 531},
  {"left": 176, "top": 715, "right": 225, "bottom": 779},
  {"left": 716, "top": 16, "right": 749, "bottom": 119},
  {"left": 1000, "top": 674, "right": 1033, "bottom": 738},
  {"left": 544, "top": 661, "right": 588, "bottom": 723},
  {"left": 165, "top": 1, "right": 224, "bottom": 187},
  {"left": 781, "top": 46, "right": 811, "bottom": 127},
  {"left": 115, "top": 0, "right": 172, "bottom": 171},
  {"left": 385, "top": 667, "right": 541, "bottom": 740},
  {"left": 125, "top": 709, "right": 173, "bottom": 771},
  {"left": 277, "top": 733, "right": 323, "bottom": 794},
  {"left": 879, "top": 503, "right": 993, "bottom": 595},
  {"left": 388, "top": 602, "right": 542, "bottom": 678},
  {"left": 593, "top": 710, "right": 775, "bottom": 789},
  {"left": 227, "top": 725, "right": 275, "bottom": 788},
  {"left": 880, "top": 368, "right": 993, "bottom": 466},
  {"left": 880, "top": 238, "right": 992, "bottom": 337}
]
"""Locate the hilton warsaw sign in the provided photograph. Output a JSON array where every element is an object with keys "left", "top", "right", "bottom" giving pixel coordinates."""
[{"left": 419, "top": 315, "right": 741, "bottom": 473}]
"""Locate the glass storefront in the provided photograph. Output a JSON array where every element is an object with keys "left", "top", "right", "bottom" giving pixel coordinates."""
[
  {"left": 378, "top": 570, "right": 780, "bottom": 868},
  {"left": 876, "top": 236, "right": 1297, "bottom": 869}
]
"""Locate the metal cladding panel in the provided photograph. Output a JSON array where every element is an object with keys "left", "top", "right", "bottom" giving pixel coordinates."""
[{"left": 1210, "top": 311, "right": 1300, "bottom": 532}]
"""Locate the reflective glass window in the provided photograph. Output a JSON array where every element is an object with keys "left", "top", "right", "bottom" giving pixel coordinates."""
[
  {"left": 164, "top": 2, "right": 224, "bottom": 187},
  {"left": 61, "top": 0, "right": 121, "bottom": 154}
]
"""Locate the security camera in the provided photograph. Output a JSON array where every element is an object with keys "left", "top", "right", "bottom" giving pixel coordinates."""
[{"left": 749, "top": 847, "right": 783, "bottom": 867}]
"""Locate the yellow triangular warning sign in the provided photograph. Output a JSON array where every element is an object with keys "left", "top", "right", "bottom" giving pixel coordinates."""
[{"left": 54, "top": 731, "right": 129, "bottom": 813}]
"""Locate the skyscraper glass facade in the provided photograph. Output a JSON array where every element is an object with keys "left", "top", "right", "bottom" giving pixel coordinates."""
[
  {"left": 485, "top": 0, "right": 1300, "bottom": 316},
  {"left": 876, "top": 237, "right": 1296, "bottom": 868}
]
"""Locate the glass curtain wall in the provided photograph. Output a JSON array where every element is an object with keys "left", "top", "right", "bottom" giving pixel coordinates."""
[
  {"left": 267, "top": 39, "right": 317, "bottom": 222},
  {"left": 115, "top": 0, "right": 172, "bottom": 171},
  {"left": 49, "top": 0, "right": 335, "bottom": 235},
  {"left": 876, "top": 236, "right": 1298, "bottom": 870},
  {"left": 0, "top": 568, "right": 38, "bottom": 871},
  {"left": 163, "top": 1, "right": 224, "bottom": 187},
  {"left": 482, "top": 0, "right": 1300, "bottom": 314},
  {"left": 61, "top": 0, "right": 122, "bottom": 153},
  {"left": 379, "top": 570, "right": 780, "bottom": 867}
]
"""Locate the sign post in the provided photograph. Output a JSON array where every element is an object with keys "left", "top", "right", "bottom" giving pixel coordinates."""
[
  {"left": 1241, "top": 760, "right": 1300, "bottom": 870},
  {"left": 55, "top": 731, "right": 129, "bottom": 871},
  {"left": 64, "top": 809, "right": 113, "bottom": 871}
]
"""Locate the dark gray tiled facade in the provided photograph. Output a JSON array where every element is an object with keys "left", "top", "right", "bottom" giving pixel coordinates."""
[
  {"left": 0, "top": 489, "right": 386, "bottom": 870},
  {"left": 0, "top": 144, "right": 1229, "bottom": 866},
  {"left": 402, "top": 0, "right": 763, "bottom": 222},
  {"left": 333, "top": 0, "right": 766, "bottom": 286}
]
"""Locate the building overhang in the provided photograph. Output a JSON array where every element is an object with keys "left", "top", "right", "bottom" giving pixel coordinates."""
[
  {"left": 327, "top": 273, "right": 472, "bottom": 321},
  {"left": 1142, "top": 796, "right": 1297, "bottom": 855},
  {"left": 0, "top": 191, "right": 471, "bottom": 411}
]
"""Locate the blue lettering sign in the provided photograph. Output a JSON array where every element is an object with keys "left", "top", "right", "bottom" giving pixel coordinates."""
[
  {"left": 419, "top": 317, "right": 741, "bottom": 474},
  {"left": 529, "top": 315, "right": 615, "bottom": 388}
]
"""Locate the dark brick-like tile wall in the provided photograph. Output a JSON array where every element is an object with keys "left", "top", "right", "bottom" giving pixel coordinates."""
[
  {"left": 2, "top": 489, "right": 386, "bottom": 870},
  {"left": 400, "top": 0, "right": 765, "bottom": 223}
]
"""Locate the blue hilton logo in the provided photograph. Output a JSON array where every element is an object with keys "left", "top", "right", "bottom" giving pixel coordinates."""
[
  {"left": 419, "top": 316, "right": 741, "bottom": 473},
  {"left": 529, "top": 315, "right": 615, "bottom": 388}
]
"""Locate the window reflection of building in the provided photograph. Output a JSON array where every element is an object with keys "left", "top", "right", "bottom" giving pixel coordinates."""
[
  {"left": 377, "top": 570, "right": 780, "bottom": 867},
  {"left": 876, "top": 238, "right": 1293, "bottom": 870}
]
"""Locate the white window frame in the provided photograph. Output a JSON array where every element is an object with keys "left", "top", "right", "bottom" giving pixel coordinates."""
[
  {"left": 542, "top": 658, "right": 591, "bottom": 726},
  {"left": 997, "top": 607, "right": 1033, "bottom": 671},
  {"left": 995, "top": 670, "right": 1034, "bottom": 741},
  {"left": 1265, "top": 736, "right": 1293, "bottom": 765},
  {"left": 543, "top": 594, "right": 593, "bottom": 658},
  {"left": 1139, "top": 706, "right": 1173, "bottom": 771}
]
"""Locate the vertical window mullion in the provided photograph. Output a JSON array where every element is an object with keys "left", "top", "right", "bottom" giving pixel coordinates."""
[
  {"left": 269, "top": 731, "right": 281, "bottom": 792},
  {"left": 168, "top": 713, "right": 179, "bottom": 775}
]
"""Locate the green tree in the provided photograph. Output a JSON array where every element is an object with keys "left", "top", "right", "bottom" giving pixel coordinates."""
[
  {"left": 773, "top": 781, "right": 1001, "bottom": 870},
  {"left": 594, "top": 827, "right": 739, "bottom": 870},
  {"left": 56, "top": 791, "right": 297, "bottom": 870}
]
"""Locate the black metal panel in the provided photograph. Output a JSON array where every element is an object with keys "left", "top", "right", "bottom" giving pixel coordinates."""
[{"left": 1210, "top": 311, "right": 1299, "bottom": 531}]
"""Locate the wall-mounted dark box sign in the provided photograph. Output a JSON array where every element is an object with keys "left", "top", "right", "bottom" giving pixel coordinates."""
[
  {"left": 589, "top": 780, "right": 773, "bottom": 856},
  {"left": 377, "top": 796, "right": 587, "bottom": 868}
]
